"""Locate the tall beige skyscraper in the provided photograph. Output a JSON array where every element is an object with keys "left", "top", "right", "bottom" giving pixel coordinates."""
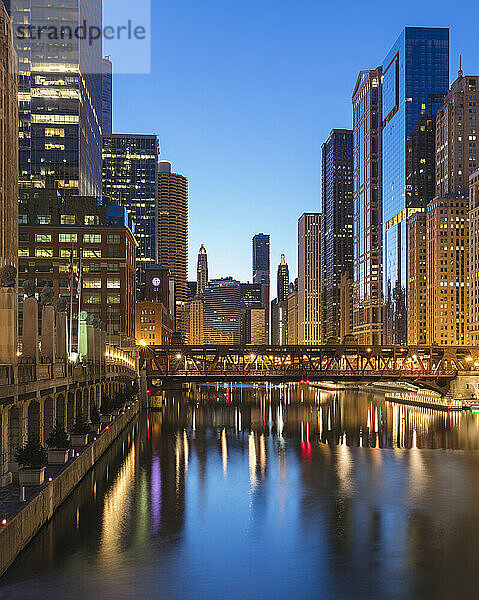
[
  {"left": 469, "top": 170, "right": 479, "bottom": 344},
  {"left": 426, "top": 197, "right": 469, "bottom": 345},
  {"left": 158, "top": 160, "right": 188, "bottom": 336},
  {"left": 298, "top": 214, "right": 321, "bottom": 344},
  {"left": 436, "top": 72, "right": 479, "bottom": 199}
]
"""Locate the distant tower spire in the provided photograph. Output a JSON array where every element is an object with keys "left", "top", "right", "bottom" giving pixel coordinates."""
[
  {"left": 459, "top": 55, "right": 463, "bottom": 78},
  {"left": 280, "top": 253, "right": 286, "bottom": 266}
]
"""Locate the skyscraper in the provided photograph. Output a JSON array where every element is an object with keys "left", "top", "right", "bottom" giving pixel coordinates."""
[
  {"left": 0, "top": 1, "right": 18, "bottom": 272},
  {"left": 252, "top": 233, "right": 270, "bottom": 340},
  {"left": 277, "top": 254, "right": 289, "bottom": 301},
  {"left": 287, "top": 279, "right": 298, "bottom": 345},
  {"left": 321, "top": 129, "right": 354, "bottom": 342},
  {"left": 469, "top": 170, "right": 479, "bottom": 344},
  {"left": 298, "top": 213, "right": 321, "bottom": 344},
  {"left": 102, "top": 134, "right": 159, "bottom": 294},
  {"left": 436, "top": 72, "right": 479, "bottom": 199},
  {"left": 196, "top": 244, "right": 208, "bottom": 296},
  {"left": 6, "top": 0, "right": 103, "bottom": 197},
  {"left": 102, "top": 57, "right": 113, "bottom": 135},
  {"left": 239, "top": 283, "right": 264, "bottom": 344},
  {"left": 382, "top": 27, "right": 449, "bottom": 344},
  {"left": 352, "top": 68, "right": 383, "bottom": 345},
  {"left": 426, "top": 197, "right": 468, "bottom": 345},
  {"left": 158, "top": 160, "right": 188, "bottom": 336},
  {"left": 203, "top": 278, "right": 241, "bottom": 344}
]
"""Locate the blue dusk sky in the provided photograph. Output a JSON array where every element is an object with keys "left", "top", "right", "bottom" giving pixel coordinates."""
[{"left": 113, "top": 0, "right": 478, "bottom": 285}]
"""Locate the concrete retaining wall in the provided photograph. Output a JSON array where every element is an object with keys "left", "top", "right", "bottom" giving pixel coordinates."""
[{"left": 0, "top": 402, "right": 139, "bottom": 577}]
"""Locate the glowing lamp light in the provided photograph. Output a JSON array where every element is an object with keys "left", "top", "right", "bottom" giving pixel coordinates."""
[
  {"left": 466, "top": 356, "right": 473, "bottom": 362},
  {"left": 48, "top": 477, "right": 52, "bottom": 482},
  {"left": 1, "top": 519, "right": 6, "bottom": 526},
  {"left": 176, "top": 353, "right": 182, "bottom": 359}
]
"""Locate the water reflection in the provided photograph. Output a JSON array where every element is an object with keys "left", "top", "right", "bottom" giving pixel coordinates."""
[{"left": 2, "top": 384, "right": 479, "bottom": 600}]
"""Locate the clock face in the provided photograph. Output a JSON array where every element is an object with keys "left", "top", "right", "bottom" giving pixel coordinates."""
[{"left": 152, "top": 277, "right": 161, "bottom": 288}]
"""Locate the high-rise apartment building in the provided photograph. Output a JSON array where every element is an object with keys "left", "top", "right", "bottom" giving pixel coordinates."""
[
  {"left": 196, "top": 244, "right": 208, "bottom": 296},
  {"left": 102, "top": 134, "right": 159, "bottom": 294},
  {"left": 436, "top": 73, "right": 479, "bottom": 199},
  {"left": 6, "top": 0, "right": 103, "bottom": 197},
  {"left": 158, "top": 160, "right": 188, "bottom": 336},
  {"left": 382, "top": 27, "right": 449, "bottom": 344},
  {"left": 425, "top": 197, "right": 468, "bottom": 345},
  {"left": 203, "top": 278, "right": 241, "bottom": 344},
  {"left": 321, "top": 129, "right": 354, "bottom": 341},
  {"left": 469, "top": 170, "right": 479, "bottom": 344},
  {"left": 277, "top": 254, "right": 289, "bottom": 301},
  {"left": 287, "top": 280, "right": 298, "bottom": 345},
  {"left": 102, "top": 57, "right": 113, "bottom": 135},
  {"left": 406, "top": 212, "right": 427, "bottom": 345},
  {"left": 0, "top": 2, "right": 18, "bottom": 272},
  {"left": 252, "top": 233, "right": 270, "bottom": 340},
  {"left": 352, "top": 68, "right": 382, "bottom": 344},
  {"left": 298, "top": 213, "right": 321, "bottom": 344}
]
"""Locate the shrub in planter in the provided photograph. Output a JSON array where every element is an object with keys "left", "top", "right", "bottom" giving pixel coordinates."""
[
  {"left": 90, "top": 405, "right": 101, "bottom": 433},
  {"left": 100, "top": 396, "right": 113, "bottom": 416},
  {"left": 70, "top": 417, "right": 90, "bottom": 447},
  {"left": 15, "top": 440, "right": 47, "bottom": 486},
  {"left": 46, "top": 423, "right": 71, "bottom": 465}
]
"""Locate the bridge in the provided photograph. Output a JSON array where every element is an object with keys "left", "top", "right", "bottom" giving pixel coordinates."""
[{"left": 138, "top": 344, "right": 476, "bottom": 392}]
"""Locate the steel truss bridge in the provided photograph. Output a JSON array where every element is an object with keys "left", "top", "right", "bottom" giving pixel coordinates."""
[{"left": 138, "top": 344, "right": 474, "bottom": 392}]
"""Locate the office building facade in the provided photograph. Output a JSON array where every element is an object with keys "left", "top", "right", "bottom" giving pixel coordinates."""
[
  {"left": 426, "top": 197, "right": 468, "bottom": 345},
  {"left": 298, "top": 213, "right": 321, "bottom": 344},
  {"left": 406, "top": 212, "right": 427, "bottom": 345},
  {"left": 102, "top": 57, "right": 113, "bottom": 135},
  {"left": 277, "top": 254, "right": 289, "bottom": 301},
  {"left": 6, "top": 0, "right": 103, "bottom": 197},
  {"left": 287, "top": 280, "right": 298, "bottom": 345},
  {"left": 352, "top": 68, "right": 383, "bottom": 344},
  {"left": 102, "top": 134, "right": 159, "bottom": 293},
  {"left": 18, "top": 190, "right": 137, "bottom": 346},
  {"left": 321, "top": 129, "right": 354, "bottom": 341},
  {"left": 436, "top": 74, "right": 479, "bottom": 199},
  {"left": 469, "top": 170, "right": 479, "bottom": 344},
  {"left": 203, "top": 278, "right": 241, "bottom": 344},
  {"left": 252, "top": 233, "right": 270, "bottom": 340},
  {"left": 382, "top": 27, "right": 449, "bottom": 343},
  {"left": 158, "top": 160, "right": 188, "bottom": 336}
]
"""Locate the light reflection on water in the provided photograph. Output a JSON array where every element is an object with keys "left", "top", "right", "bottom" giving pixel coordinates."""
[{"left": 2, "top": 384, "right": 479, "bottom": 600}]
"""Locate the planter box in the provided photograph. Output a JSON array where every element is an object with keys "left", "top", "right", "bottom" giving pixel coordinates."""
[
  {"left": 48, "top": 449, "right": 70, "bottom": 465},
  {"left": 70, "top": 433, "right": 89, "bottom": 447},
  {"left": 90, "top": 424, "right": 101, "bottom": 435},
  {"left": 100, "top": 415, "right": 112, "bottom": 424},
  {"left": 18, "top": 467, "right": 45, "bottom": 487}
]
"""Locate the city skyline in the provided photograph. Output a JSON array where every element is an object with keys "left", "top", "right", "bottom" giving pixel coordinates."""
[{"left": 111, "top": 0, "right": 477, "bottom": 283}]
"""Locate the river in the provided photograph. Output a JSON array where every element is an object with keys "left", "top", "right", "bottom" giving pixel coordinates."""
[{"left": 2, "top": 383, "right": 479, "bottom": 599}]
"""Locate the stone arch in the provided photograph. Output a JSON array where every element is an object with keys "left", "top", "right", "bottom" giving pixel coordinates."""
[
  {"left": 27, "top": 400, "right": 41, "bottom": 442},
  {"left": 43, "top": 396, "right": 55, "bottom": 441},
  {"left": 67, "top": 392, "right": 75, "bottom": 430},
  {"left": 56, "top": 394, "right": 66, "bottom": 427},
  {"left": 8, "top": 406, "right": 21, "bottom": 465}
]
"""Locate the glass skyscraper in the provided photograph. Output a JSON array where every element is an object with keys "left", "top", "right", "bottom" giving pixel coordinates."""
[
  {"left": 252, "top": 233, "right": 270, "bottom": 340},
  {"left": 352, "top": 68, "right": 382, "bottom": 345},
  {"left": 382, "top": 27, "right": 449, "bottom": 343},
  {"left": 6, "top": 0, "right": 103, "bottom": 197},
  {"left": 102, "top": 134, "right": 159, "bottom": 293},
  {"left": 321, "top": 129, "right": 354, "bottom": 342}
]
